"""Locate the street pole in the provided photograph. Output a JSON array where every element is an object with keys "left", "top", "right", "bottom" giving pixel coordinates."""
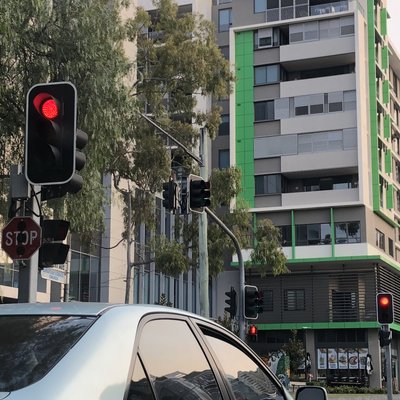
[
  {"left": 125, "top": 187, "right": 132, "bottom": 304},
  {"left": 199, "top": 128, "right": 209, "bottom": 318},
  {"left": 384, "top": 324, "right": 393, "bottom": 400},
  {"left": 205, "top": 207, "right": 245, "bottom": 340},
  {"left": 28, "top": 185, "right": 40, "bottom": 303}
]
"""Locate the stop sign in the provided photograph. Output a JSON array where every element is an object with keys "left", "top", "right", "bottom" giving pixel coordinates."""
[{"left": 1, "top": 217, "right": 42, "bottom": 260}]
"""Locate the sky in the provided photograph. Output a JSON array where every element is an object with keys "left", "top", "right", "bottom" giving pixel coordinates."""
[{"left": 388, "top": 0, "right": 400, "bottom": 54}]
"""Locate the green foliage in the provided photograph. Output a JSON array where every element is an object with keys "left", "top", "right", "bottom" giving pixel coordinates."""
[
  {"left": 250, "top": 218, "right": 289, "bottom": 276},
  {"left": 281, "top": 330, "right": 305, "bottom": 376},
  {"left": 153, "top": 236, "right": 189, "bottom": 276}
]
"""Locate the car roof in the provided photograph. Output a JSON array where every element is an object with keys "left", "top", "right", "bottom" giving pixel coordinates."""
[{"left": 0, "top": 302, "right": 214, "bottom": 323}]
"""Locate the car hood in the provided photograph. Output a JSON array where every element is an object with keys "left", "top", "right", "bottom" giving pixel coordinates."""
[{"left": 0, "top": 392, "right": 9, "bottom": 399}]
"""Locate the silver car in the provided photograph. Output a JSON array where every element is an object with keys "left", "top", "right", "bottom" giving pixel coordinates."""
[{"left": 0, "top": 302, "right": 327, "bottom": 399}]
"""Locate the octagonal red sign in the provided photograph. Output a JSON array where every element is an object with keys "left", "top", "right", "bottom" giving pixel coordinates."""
[{"left": 1, "top": 217, "right": 42, "bottom": 260}]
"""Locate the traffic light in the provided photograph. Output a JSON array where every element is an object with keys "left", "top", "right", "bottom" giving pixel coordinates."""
[
  {"left": 25, "top": 82, "right": 85, "bottom": 191},
  {"left": 224, "top": 287, "right": 237, "bottom": 319},
  {"left": 244, "top": 285, "right": 264, "bottom": 319},
  {"left": 188, "top": 174, "right": 210, "bottom": 213},
  {"left": 38, "top": 219, "right": 70, "bottom": 269},
  {"left": 379, "top": 328, "right": 392, "bottom": 347},
  {"left": 162, "top": 179, "right": 177, "bottom": 211},
  {"left": 248, "top": 324, "right": 258, "bottom": 342},
  {"left": 376, "top": 292, "right": 394, "bottom": 324}
]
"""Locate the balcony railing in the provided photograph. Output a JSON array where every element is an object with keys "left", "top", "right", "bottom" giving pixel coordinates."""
[{"left": 310, "top": 1, "right": 349, "bottom": 16}]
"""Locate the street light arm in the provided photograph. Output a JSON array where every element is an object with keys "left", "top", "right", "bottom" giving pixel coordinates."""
[
  {"left": 138, "top": 112, "right": 204, "bottom": 167},
  {"left": 205, "top": 207, "right": 245, "bottom": 340}
]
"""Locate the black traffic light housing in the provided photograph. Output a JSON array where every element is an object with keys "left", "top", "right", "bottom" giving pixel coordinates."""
[
  {"left": 376, "top": 292, "right": 394, "bottom": 324},
  {"left": 244, "top": 285, "right": 264, "bottom": 320},
  {"left": 188, "top": 174, "right": 210, "bottom": 213},
  {"left": 25, "top": 82, "right": 87, "bottom": 197},
  {"left": 379, "top": 329, "right": 392, "bottom": 347},
  {"left": 224, "top": 287, "right": 237, "bottom": 319},
  {"left": 162, "top": 179, "right": 177, "bottom": 211},
  {"left": 248, "top": 324, "right": 258, "bottom": 342},
  {"left": 38, "top": 219, "right": 70, "bottom": 269}
]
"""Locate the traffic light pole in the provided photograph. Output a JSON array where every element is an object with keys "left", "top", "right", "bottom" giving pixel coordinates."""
[
  {"left": 28, "top": 186, "right": 40, "bottom": 303},
  {"left": 383, "top": 324, "right": 393, "bottom": 400},
  {"left": 205, "top": 207, "right": 245, "bottom": 341},
  {"left": 199, "top": 128, "right": 209, "bottom": 317}
]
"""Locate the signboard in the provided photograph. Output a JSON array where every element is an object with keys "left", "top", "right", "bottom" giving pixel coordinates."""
[
  {"left": 41, "top": 268, "right": 66, "bottom": 284},
  {"left": 1, "top": 217, "right": 41, "bottom": 260}
]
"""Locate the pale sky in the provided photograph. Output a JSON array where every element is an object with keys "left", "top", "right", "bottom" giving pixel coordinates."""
[{"left": 388, "top": 0, "right": 400, "bottom": 55}]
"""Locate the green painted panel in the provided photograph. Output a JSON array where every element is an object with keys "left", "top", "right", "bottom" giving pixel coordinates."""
[
  {"left": 382, "top": 46, "right": 389, "bottom": 70},
  {"left": 381, "top": 8, "right": 387, "bottom": 37},
  {"left": 383, "top": 80, "right": 390, "bottom": 104},
  {"left": 255, "top": 321, "right": 379, "bottom": 331},
  {"left": 235, "top": 30, "right": 255, "bottom": 208}
]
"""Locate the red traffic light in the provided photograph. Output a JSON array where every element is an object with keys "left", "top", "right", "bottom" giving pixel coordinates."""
[
  {"left": 33, "top": 92, "right": 60, "bottom": 120},
  {"left": 379, "top": 295, "right": 390, "bottom": 307},
  {"left": 40, "top": 98, "right": 59, "bottom": 120},
  {"left": 249, "top": 325, "right": 258, "bottom": 335},
  {"left": 376, "top": 293, "right": 394, "bottom": 324}
]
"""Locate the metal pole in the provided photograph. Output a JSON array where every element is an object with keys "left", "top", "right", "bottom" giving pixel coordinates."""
[
  {"left": 124, "top": 188, "right": 132, "bottom": 304},
  {"left": 199, "top": 128, "right": 209, "bottom": 318},
  {"left": 205, "top": 207, "right": 245, "bottom": 340},
  {"left": 28, "top": 185, "right": 40, "bottom": 303},
  {"left": 384, "top": 325, "right": 393, "bottom": 400}
]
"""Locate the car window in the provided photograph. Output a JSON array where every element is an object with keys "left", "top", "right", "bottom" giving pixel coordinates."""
[
  {"left": 0, "top": 315, "right": 95, "bottom": 391},
  {"left": 202, "top": 328, "right": 285, "bottom": 400},
  {"left": 137, "top": 319, "right": 223, "bottom": 400}
]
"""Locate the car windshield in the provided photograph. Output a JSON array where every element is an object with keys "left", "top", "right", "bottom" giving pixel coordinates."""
[{"left": 0, "top": 315, "right": 95, "bottom": 391}]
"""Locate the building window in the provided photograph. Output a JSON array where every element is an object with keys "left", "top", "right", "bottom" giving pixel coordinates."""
[
  {"left": 296, "top": 223, "right": 331, "bottom": 246},
  {"left": 218, "top": 114, "right": 229, "bottom": 136},
  {"left": 218, "top": 149, "right": 230, "bottom": 169},
  {"left": 284, "top": 289, "right": 305, "bottom": 311},
  {"left": 254, "top": 64, "right": 280, "bottom": 85},
  {"left": 376, "top": 229, "right": 385, "bottom": 250},
  {"left": 254, "top": 0, "right": 267, "bottom": 13},
  {"left": 255, "top": 100, "right": 275, "bottom": 121},
  {"left": 218, "top": 8, "right": 232, "bottom": 32},
  {"left": 335, "top": 222, "right": 361, "bottom": 244},
  {"left": 389, "top": 238, "right": 394, "bottom": 256},
  {"left": 278, "top": 225, "right": 292, "bottom": 246},
  {"left": 255, "top": 174, "right": 282, "bottom": 195}
]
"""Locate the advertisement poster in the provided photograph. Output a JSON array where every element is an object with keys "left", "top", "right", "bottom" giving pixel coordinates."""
[
  {"left": 317, "top": 348, "right": 327, "bottom": 369},
  {"left": 328, "top": 348, "right": 338, "bottom": 369},
  {"left": 338, "top": 348, "right": 348, "bottom": 369},
  {"left": 359, "top": 348, "right": 368, "bottom": 369},
  {"left": 348, "top": 349, "right": 359, "bottom": 369}
]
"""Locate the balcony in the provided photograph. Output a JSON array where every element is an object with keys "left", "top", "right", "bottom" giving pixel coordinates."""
[{"left": 310, "top": 1, "right": 349, "bottom": 16}]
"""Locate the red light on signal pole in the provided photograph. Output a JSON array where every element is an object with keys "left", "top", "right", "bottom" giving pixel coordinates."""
[
  {"left": 249, "top": 325, "right": 258, "bottom": 335},
  {"left": 40, "top": 98, "right": 59, "bottom": 120},
  {"left": 379, "top": 296, "right": 390, "bottom": 307}
]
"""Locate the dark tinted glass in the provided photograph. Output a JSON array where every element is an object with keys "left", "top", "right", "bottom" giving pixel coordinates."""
[
  {"left": 139, "top": 319, "right": 223, "bottom": 399},
  {"left": 128, "top": 356, "right": 154, "bottom": 400},
  {"left": 0, "top": 315, "right": 95, "bottom": 391},
  {"left": 202, "top": 328, "right": 284, "bottom": 400}
]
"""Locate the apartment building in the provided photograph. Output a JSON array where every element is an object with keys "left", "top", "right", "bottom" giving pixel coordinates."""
[{"left": 211, "top": 0, "right": 400, "bottom": 389}]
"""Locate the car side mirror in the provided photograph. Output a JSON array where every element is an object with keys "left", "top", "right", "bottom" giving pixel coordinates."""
[{"left": 295, "top": 386, "right": 328, "bottom": 400}]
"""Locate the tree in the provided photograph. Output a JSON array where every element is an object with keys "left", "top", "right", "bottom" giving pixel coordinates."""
[{"left": 282, "top": 330, "right": 305, "bottom": 378}]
